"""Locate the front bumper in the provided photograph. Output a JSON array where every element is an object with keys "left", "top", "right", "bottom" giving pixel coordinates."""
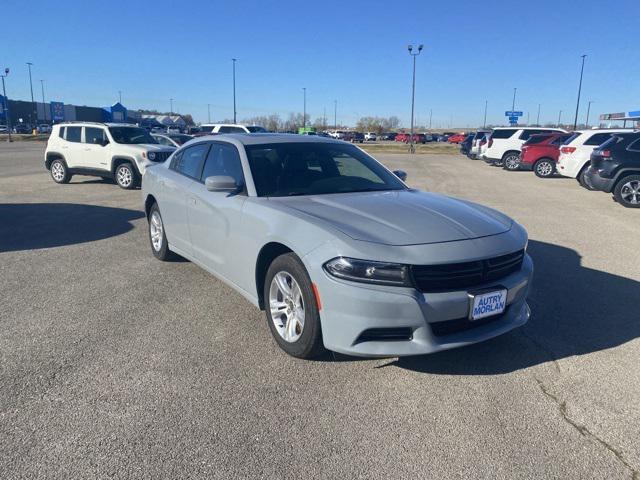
[
  {"left": 308, "top": 253, "right": 533, "bottom": 357},
  {"left": 584, "top": 167, "right": 615, "bottom": 193}
]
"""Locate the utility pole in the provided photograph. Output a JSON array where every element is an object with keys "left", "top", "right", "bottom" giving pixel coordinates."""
[
  {"left": 407, "top": 44, "right": 424, "bottom": 154},
  {"left": 334, "top": 99, "right": 337, "bottom": 130},
  {"left": 26, "top": 62, "right": 35, "bottom": 128},
  {"left": 526, "top": 111, "right": 530, "bottom": 126},
  {"left": 483, "top": 100, "right": 487, "bottom": 128},
  {"left": 323, "top": 106, "right": 326, "bottom": 130},
  {"left": 302, "top": 87, "right": 306, "bottom": 129},
  {"left": 573, "top": 54, "right": 587, "bottom": 130},
  {"left": 207, "top": 103, "right": 211, "bottom": 123},
  {"left": 1, "top": 68, "right": 12, "bottom": 142},
  {"left": 40, "top": 80, "right": 47, "bottom": 122},
  {"left": 585, "top": 100, "right": 593, "bottom": 128},
  {"left": 429, "top": 108, "right": 432, "bottom": 130},
  {"left": 536, "top": 103, "right": 541, "bottom": 126},
  {"left": 118, "top": 90, "right": 122, "bottom": 103},
  {"left": 170, "top": 98, "right": 173, "bottom": 115},
  {"left": 232, "top": 58, "right": 237, "bottom": 123},
  {"left": 558, "top": 110, "right": 562, "bottom": 127}
]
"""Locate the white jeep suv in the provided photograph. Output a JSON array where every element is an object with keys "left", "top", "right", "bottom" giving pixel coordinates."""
[
  {"left": 44, "top": 122, "right": 175, "bottom": 189},
  {"left": 199, "top": 123, "right": 267, "bottom": 134},
  {"left": 556, "top": 129, "right": 633, "bottom": 189},
  {"left": 483, "top": 127, "right": 566, "bottom": 168}
]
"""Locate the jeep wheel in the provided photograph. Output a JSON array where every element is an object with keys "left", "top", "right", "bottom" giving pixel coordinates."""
[
  {"left": 115, "top": 163, "right": 137, "bottom": 189},
  {"left": 50, "top": 159, "right": 72, "bottom": 184},
  {"left": 613, "top": 175, "right": 640, "bottom": 208}
]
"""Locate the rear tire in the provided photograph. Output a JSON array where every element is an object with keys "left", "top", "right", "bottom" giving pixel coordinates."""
[
  {"left": 577, "top": 166, "right": 596, "bottom": 190},
  {"left": 115, "top": 162, "right": 138, "bottom": 189},
  {"left": 533, "top": 159, "right": 555, "bottom": 178},
  {"left": 264, "top": 253, "right": 325, "bottom": 359},
  {"left": 503, "top": 155, "right": 521, "bottom": 171},
  {"left": 613, "top": 174, "right": 640, "bottom": 208},
  {"left": 498, "top": 151, "right": 518, "bottom": 169},
  {"left": 50, "top": 159, "right": 72, "bottom": 184}
]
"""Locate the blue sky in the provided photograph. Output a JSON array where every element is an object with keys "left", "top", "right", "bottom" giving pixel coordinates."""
[{"left": 2, "top": 0, "right": 639, "bottom": 127}]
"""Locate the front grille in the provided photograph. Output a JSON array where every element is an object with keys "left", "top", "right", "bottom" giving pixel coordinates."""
[
  {"left": 354, "top": 327, "right": 413, "bottom": 345},
  {"left": 151, "top": 151, "right": 172, "bottom": 163},
  {"left": 411, "top": 250, "right": 524, "bottom": 293},
  {"left": 430, "top": 307, "right": 509, "bottom": 337}
]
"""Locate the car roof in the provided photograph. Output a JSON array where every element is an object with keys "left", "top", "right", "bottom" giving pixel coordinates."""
[
  {"left": 187, "top": 133, "right": 345, "bottom": 146},
  {"left": 575, "top": 128, "right": 634, "bottom": 134}
]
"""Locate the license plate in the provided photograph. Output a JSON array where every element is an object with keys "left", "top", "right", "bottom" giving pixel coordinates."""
[{"left": 469, "top": 289, "right": 507, "bottom": 321}]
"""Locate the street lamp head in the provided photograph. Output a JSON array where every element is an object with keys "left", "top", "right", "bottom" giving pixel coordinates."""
[
  {"left": 407, "top": 45, "right": 413, "bottom": 52},
  {"left": 4, "top": 68, "right": 9, "bottom": 75},
  {"left": 418, "top": 44, "right": 423, "bottom": 52}
]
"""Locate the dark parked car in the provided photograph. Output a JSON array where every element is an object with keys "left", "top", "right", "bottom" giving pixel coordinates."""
[
  {"left": 459, "top": 134, "right": 474, "bottom": 156},
  {"left": 585, "top": 131, "right": 640, "bottom": 208},
  {"left": 13, "top": 124, "right": 32, "bottom": 134},
  {"left": 516, "top": 133, "right": 572, "bottom": 177},
  {"left": 381, "top": 132, "right": 397, "bottom": 141},
  {"left": 351, "top": 132, "right": 364, "bottom": 143}
]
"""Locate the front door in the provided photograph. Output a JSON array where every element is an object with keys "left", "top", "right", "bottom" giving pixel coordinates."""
[
  {"left": 80, "top": 126, "right": 110, "bottom": 171},
  {"left": 187, "top": 142, "right": 247, "bottom": 282}
]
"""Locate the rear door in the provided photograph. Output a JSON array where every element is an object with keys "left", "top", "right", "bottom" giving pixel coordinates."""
[{"left": 61, "top": 126, "right": 84, "bottom": 167}]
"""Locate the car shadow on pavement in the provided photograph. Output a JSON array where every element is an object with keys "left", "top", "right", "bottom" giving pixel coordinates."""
[
  {"left": 388, "top": 239, "right": 640, "bottom": 375},
  {"left": 0, "top": 203, "right": 145, "bottom": 253}
]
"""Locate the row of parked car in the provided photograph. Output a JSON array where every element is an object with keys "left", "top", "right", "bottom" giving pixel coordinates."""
[{"left": 458, "top": 126, "right": 640, "bottom": 208}]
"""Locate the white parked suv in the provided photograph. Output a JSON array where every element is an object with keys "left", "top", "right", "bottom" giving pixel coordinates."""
[
  {"left": 556, "top": 129, "right": 633, "bottom": 189},
  {"left": 364, "top": 132, "right": 377, "bottom": 141},
  {"left": 44, "top": 122, "right": 176, "bottom": 189},
  {"left": 483, "top": 127, "right": 566, "bottom": 168},
  {"left": 199, "top": 123, "right": 267, "bottom": 134}
]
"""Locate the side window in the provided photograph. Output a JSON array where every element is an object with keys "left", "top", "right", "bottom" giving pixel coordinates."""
[
  {"left": 59, "top": 127, "right": 66, "bottom": 139},
  {"left": 201, "top": 143, "right": 245, "bottom": 185},
  {"left": 626, "top": 138, "right": 640, "bottom": 152},
  {"left": 174, "top": 144, "right": 209, "bottom": 179},
  {"left": 85, "top": 127, "right": 106, "bottom": 144},
  {"left": 66, "top": 126, "right": 82, "bottom": 143},
  {"left": 218, "top": 126, "right": 245, "bottom": 133},
  {"left": 584, "top": 133, "right": 612, "bottom": 146}
]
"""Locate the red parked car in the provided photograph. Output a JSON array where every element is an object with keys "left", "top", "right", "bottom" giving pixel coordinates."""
[
  {"left": 518, "top": 133, "right": 572, "bottom": 177},
  {"left": 447, "top": 133, "right": 467, "bottom": 144},
  {"left": 395, "top": 132, "right": 425, "bottom": 144}
]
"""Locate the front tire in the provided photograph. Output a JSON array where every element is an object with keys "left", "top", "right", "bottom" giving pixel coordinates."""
[
  {"left": 148, "top": 203, "right": 173, "bottom": 260},
  {"left": 115, "top": 162, "right": 138, "bottom": 189},
  {"left": 50, "top": 159, "right": 72, "bottom": 184},
  {"left": 264, "top": 253, "right": 325, "bottom": 359},
  {"left": 533, "top": 158, "right": 556, "bottom": 178},
  {"left": 613, "top": 174, "right": 640, "bottom": 208}
]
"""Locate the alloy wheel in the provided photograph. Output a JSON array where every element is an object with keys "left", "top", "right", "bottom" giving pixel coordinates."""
[
  {"left": 269, "top": 271, "right": 305, "bottom": 343},
  {"left": 620, "top": 180, "right": 640, "bottom": 205},
  {"left": 505, "top": 156, "right": 520, "bottom": 170},
  {"left": 536, "top": 161, "right": 553, "bottom": 177},
  {"left": 149, "top": 211, "right": 163, "bottom": 251},
  {"left": 117, "top": 166, "right": 132, "bottom": 187},
  {"left": 51, "top": 162, "right": 65, "bottom": 182}
]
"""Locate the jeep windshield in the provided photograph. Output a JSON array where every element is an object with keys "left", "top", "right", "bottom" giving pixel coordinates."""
[{"left": 109, "top": 127, "right": 158, "bottom": 144}]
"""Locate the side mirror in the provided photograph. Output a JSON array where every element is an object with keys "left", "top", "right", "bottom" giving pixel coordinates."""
[
  {"left": 205, "top": 175, "right": 239, "bottom": 192},
  {"left": 393, "top": 169, "right": 407, "bottom": 181},
  {"left": 99, "top": 138, "right": 109, "bottom": 146}
]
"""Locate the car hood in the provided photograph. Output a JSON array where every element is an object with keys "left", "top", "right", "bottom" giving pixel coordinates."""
[{"left": 274, "top": 190, "right": 513, "bottom": 246}]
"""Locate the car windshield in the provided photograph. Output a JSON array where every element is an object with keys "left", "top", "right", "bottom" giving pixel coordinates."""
[
  {"left": 245, "top": 142, "right": 406, "bottom": 197},
  {"left": 108, "top": 127, "right": 158, "bottom": 144},
  {"left": 246, "top": 126, "right": 267, "bottom": 133},
  {"left": 563, "top": 132, "right": 581, "bottom": 145}
]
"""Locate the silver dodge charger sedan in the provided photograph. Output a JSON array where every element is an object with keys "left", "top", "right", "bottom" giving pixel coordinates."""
[{"left": 142, "top": 134, "right": 532, "bottom": 359}]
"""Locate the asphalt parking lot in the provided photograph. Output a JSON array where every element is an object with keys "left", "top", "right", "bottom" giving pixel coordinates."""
[{"left": 1, "top": 142, "right": 639, "bottom": 479}]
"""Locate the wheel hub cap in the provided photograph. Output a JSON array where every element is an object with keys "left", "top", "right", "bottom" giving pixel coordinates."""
[
  {"left": 621, "top": 180, "right": 640, "bottom": 205},
  {"left": 52, "top": 163, "right": 64, "bottom": 181},
  {"left": 269, "top": 272, "right": 305, "bottom": 343},
  {"left": 117, "top": 167, "right": 132, "bottom": 186},
  {"left": 149, "top": 211, "right": 163, "bottom": 251}
]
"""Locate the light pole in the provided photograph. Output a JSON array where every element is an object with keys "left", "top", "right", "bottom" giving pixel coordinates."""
[
  {"left": 207, "top": 103, "right": 211, "bottom": 123},
  {"left": 429, "top": 108, "right": 432, "bottom": 130},
  {"left": 40, "top": 79, "right": 47, "bottom": 122},
  {"left": 526, "top": 111, "right": 530, "bottom": 126},
  {"left": 585, "top": 100, "right": 593, "bottom": 128},
  {"left": 118, "top": 90, "right": 122, "bottom": 104},
  {"left": 536, "top": 103, "right": 541, "bottom": 126},
  {"left": 573, "top": 54, "right": 587, "bottom": 130},
  {"left": 302, "top": 87, "right": 306, "bottom": 129},
  {"left": 170, "top": 98, "right": 173, "bottom": 115},
  {"left": 483, "top": 100, "right": 487, "bottom": 128},
  {"left": 511, "top": 87, "right": 517, "bottom": 125},
  {"left": 1, "top": 68, "right": 12, "bottom": 142},
  {"left": 334, "top": 99, "right": 337, "bottom": 130},
  {"left": 232, "top": 58, "right": 237, "bottom": 123},
  {"left": 558, "top": 110, "right": 562, "bottom": 127},
  {"left": 407, "top": 44, "right": 424, "bottom": 154},
  {"left": 26, "top": 62, "right": 36, "bottom": 128}
]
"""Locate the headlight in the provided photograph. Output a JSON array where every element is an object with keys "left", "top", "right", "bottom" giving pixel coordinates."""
[
  {"left": 323, "top": 257, "right": 412, "bottom": 287},
  {"left": 147, "top": 151, "right": 156, "bottom": 161}
]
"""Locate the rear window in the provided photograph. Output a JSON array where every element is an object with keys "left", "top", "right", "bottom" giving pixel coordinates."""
[
  {"left": 562, "top": 132, "right": 582, "bottom": 145},
  {"left": 58, "top": 127, "right": 66, "bottom": 139},
  {"left": 519, "top": 129, "right": 550, "bottom": 141},
  {"left": 490, "top": 129, "right": 517, "bottom": 139},
  {"left": 550, "top": 134, "right": 572, "bottom": 146},
  {"left": 627, "top": 137, "right": 640, "bottom": 152},
  {"left": 584, "top": 132, "right": 614, "bottom": 146},
  {"left": 218, "top": 126, "right": 246, "bottom": 133}
]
